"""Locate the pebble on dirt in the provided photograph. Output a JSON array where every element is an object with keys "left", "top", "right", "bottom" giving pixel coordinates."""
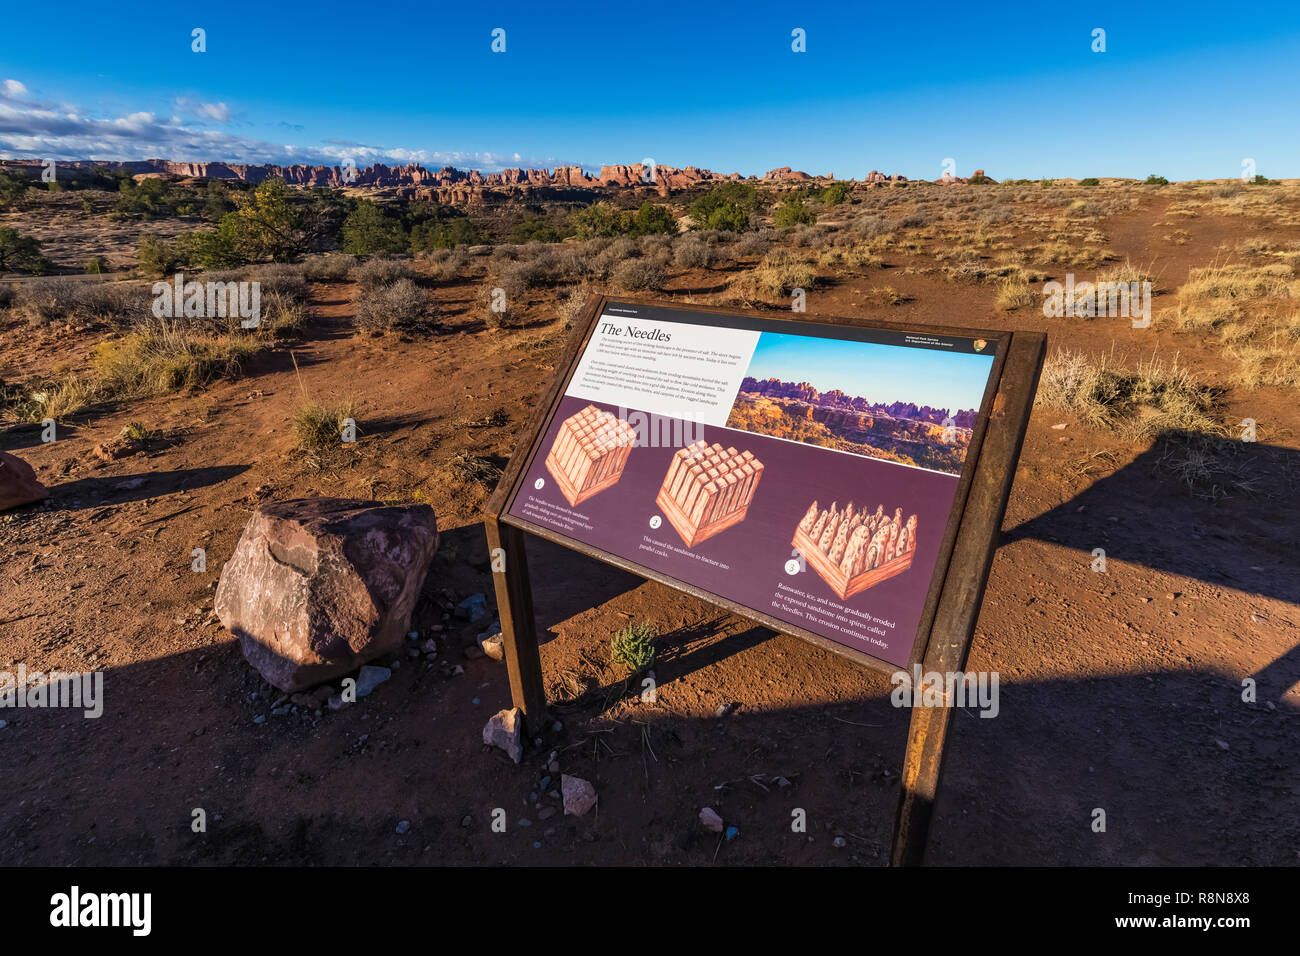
[
  {"left": 482, "top": 707, "right": 523, "bottom": 763},
  {"left": 561, "top": 774, "right": 597, "bottom": 816},
  {"left": 455, "top": 593, "right": 488, "bottom": 621},
  {"left": 479, "top": 632, "right": 505, "bottom": 661},
  {"left": 354, "top": 664, "right": 391, "bottom": 698},
  {"left": 699, "top": 807, "right": 724, "bottom": 833}
]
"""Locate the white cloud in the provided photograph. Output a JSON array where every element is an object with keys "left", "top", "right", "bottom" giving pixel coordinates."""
[
  {"left": 174, "top": 98, "right": 232, "bottom": 124},
  {"left": 198, "top": 102, "right": 231, "bottom": 123},
  {"left": 0, "top": 83, "right": 588, "bottom": 173}
]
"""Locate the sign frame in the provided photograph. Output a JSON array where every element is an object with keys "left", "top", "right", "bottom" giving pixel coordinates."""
[{"left": 483, "top": 293, "right": 1045, "bottom": 865}]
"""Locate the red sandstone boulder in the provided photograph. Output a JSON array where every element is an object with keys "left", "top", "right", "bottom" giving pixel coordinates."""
[
  {"left": 0, "top": 451, "right": 48, "bottom": 511},
  {"left": 764, "top": 166, "right": 813, "bottom": 181},
  {"left": 214, "top": 498, "right": 439, "bottom": 692}
]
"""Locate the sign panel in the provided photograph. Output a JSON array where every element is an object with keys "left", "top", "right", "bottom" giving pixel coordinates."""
[{"left": 505, "top": 301, "right": 1002, "bottom": 669}]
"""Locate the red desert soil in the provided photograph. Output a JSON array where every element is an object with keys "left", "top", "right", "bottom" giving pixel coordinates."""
[{"left": 2, "top": 208, "right": 1298, "bottom": 866}]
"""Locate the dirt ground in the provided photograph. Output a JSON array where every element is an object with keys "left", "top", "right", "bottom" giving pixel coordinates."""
[{"left": 2, "top": 189, "right": 1298, "bottom": 866}]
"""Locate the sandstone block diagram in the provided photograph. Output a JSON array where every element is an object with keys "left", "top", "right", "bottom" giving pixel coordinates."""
[
  {"left": 655, "top": 440, "right": 764, "bottom": 548},
  {"left": 792, "top": 500, "right": 917, "bottom": 600},
  {"left": 544, "top": 404, "right": 636, "bottom": 507}
]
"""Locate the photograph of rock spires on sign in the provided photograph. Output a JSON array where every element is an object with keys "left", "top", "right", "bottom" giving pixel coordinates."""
[
  {"left": 793, "top": 499, "right": 918, "bottom": 601},
  {"left": 726, "top": 331, "right": 995, "bottom": 475},
  {"left": 655, "top": 440, "right": 764, "bottom": 548},
  {"left": 544, "top": 404, "right": 636, "bottom": 507}
]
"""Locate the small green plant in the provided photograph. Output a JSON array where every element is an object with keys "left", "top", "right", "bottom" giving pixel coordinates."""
[
  {"left": 84, "top": 256, "right": 108, "bottom": 274},
  {"left": 1079, "top": 177, "right": 1100, "bottom": 187},
  {"left": 611, "top": 621, "right": 658, "bottom": 673},
  {"left": 120, "top": 421, "right": 159, "bottom": 441},
  {"left": 1249, "top": 174, "right": 1275, "bottom": 185},
  {"left": 1145, "top": 174, "right": 1170, "bottom": 186}
]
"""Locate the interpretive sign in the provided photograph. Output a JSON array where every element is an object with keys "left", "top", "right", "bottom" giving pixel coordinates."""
[
  {"left": 484, "top": 294, "right": 1044, "bottom": 865},
  {"left": 504, "top": 300, "right": 1001, "bottom": 670}
]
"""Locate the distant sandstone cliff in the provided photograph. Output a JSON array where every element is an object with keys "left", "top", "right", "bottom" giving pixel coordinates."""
[
  {"left": 0, "top": 158, "right": 916, "bottom": 193},
  {"left": 739, "top": 376, "right": 978, "bottom": 428}
]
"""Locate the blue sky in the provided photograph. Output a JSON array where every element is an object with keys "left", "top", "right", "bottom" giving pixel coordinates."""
[
  {"left": 1, "top": 1, "right": 1298, "bottom": 178},
  {"left": 744, "top": 332, "right": 994, "bottom": 412}
]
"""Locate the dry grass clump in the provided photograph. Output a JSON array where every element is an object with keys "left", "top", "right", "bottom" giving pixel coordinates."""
[
  {"left": 355, "top": 256, "right": 416, "bottom": 290},
  {"left": 8, "top": 376, "right": 97, "bottom": 423},
  {"left": 1228, "top": 340, "right": 1300, "bottom": 389},
  {"left": 996, "top": 276, "right": 1036, "bottom": 310},
  {"left": 673, "top": 234, "right": 714, "bottom": 269},
  {"left": 814, "top": 242, "right": 882, "bottom": 271},
  {"left": 423, "top": 248, "right": 469, "bottom": 283},
  {"left": 729, "top": 248, "right": 817, "bottom": 300},
  {"left": 11, "top": 319, "right": 265, "bottom": 421},
  {"left": 17, "top": 277, "right": 152, "bottom": 327},
  {"left": 863, "top": 285, "right": 910, "bottom": 306},
  {"left": 90, "top": 320, "right": 263, "bottom": 399},
  {"left": 302, "top": 254, "right": 358, "bottom": 282},
  {"left": 852, "top": 214, "right": 893, "bottom": 238},
  {"left": 610, "top": 257, "right": 667, "bottom": 293},
  {"left": 243, "top": 263, "right": 309, "bottom": 303},
  {"left": 1156, "top": 431, "right": 1262, "bottom": 499},
  {"left": 1036, "top": 348, "right": 1221, "bottom": 439},
  {"left": 557, "top": 287, "right": 592, "bottom": 327},
  {"left": 445, "top": 452, "right": 503, "bottom": 486},
  {"left": 1161, "top": 300, "right": 1242, "bottom": 332},
  {"left": 1181, "top": 262, "right": 1298, "bottom": 300},
  {"left": 478, "top": 275, "right": 526, "bottom": 329},
  {"left": 732, "top": 233, "right": 770, "bottom": 259},
  {"left": 354, "top": 278, "right": 433, "bottom": 332},
  {"left": 1098, "top": 259, "right": 1157, "bottom": 287},
  {"left": 294, "top": 400, "right": 356, "bottom": 453},
  {"left": 259, "top": 292, "right": 308, "bottom": 337}
]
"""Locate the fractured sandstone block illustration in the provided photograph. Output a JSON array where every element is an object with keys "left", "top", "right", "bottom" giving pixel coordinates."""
[
  {"left": 655, "top": 439, "right": 764, "bottom": 548},
  {"left": 792, "top": 499, "right": 917, "bottom": 601},
  {"left": 544, "top": 404, "right": 636, "bottom": 507}
]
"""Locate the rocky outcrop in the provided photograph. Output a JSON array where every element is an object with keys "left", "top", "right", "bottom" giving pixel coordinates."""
[
  {"left": 738, "top": 376, "right": 976, "bottom": 427},
  {"left": 763, "top": 166, "right": 813, "bottom": 181},
  {"left": 0, "top": 451, "right": 48, "bottom": 512},
  {"left": 214, "top": 497, "right": 439, "bottom": 692},
  {"left": 864, "top": 169, "right": 908, "bottom": 183}
]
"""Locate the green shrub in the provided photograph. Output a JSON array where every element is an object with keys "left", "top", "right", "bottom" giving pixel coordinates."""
[
  {"left": 136, "top": 236, "right": 188, "bottom": 277},
  {"left": 611, "top": 622, "right": 657, "bottom": 673},
  {"left": 690, "top": 182, "right": 761, "bottom": 232},
  {"left": 408, "top": 215, "right": 480, "bottom": 251},
  {"left": 773, "top": 198, "right": 817, "bottom": 229},
  {"left": 84, "top": 256, "right": 108, "bottom": 274},
  {"left": 342, "top": 200, "right": 407, "bottom": 255},
  {"left": 1145, "top": 175, "right": 1170, "bottom": 186},
  {"left": 1079, "top": 177, "right": 1100, "bottom": 187},
  {"left": 628, "top": 201, "right": 677, "bottom": 236},
  {"left": 0, "top": 227, "right": 50, "bottom": 274},
  {"left": 508, "top": 214, "right": 566, "bottom": 243},
  {"left": 818, "top": 182, "right": 851, "bottom": 205}
]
